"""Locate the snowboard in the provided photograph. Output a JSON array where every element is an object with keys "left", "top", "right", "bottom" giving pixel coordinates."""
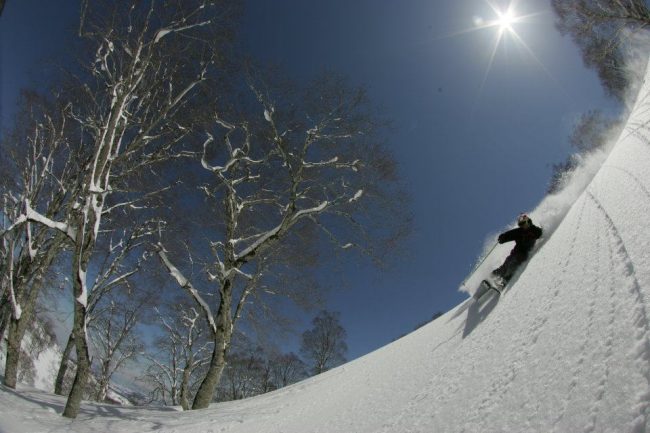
[{"left": 472, "top": 279, "right": 502, "bottom": 302}]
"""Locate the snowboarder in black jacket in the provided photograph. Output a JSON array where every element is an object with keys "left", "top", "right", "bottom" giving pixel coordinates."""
[{"left": 491, "top": 214, "right": 542, "bottom": 287}]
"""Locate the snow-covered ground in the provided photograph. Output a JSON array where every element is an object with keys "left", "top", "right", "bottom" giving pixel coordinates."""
[{"left": 3, "top": 57, "right": 650, "bottom": 433}]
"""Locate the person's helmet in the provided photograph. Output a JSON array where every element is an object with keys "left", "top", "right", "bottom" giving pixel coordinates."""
[{"left": 517, "top": 213, "right": 532, "bottom": 228}]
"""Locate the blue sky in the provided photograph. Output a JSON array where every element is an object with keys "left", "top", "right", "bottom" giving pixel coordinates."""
[
  {"left": 240, "top": 0, "right": 620, "bottom": 358},
  {"left": 1, "top": 1, "right": 620, "bottom": 360}
]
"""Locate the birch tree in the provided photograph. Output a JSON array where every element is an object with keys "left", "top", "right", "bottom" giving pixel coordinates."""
[
  {"left": 7, "top": 0, "right": 235, "bottom": 417},
  {"left": 90, "top": 287, "right": 146, "bottom": 402},
  {"left": 144, "top": 301, "right": 211, "bottom": 409},
  {"left": 216, "top": 343, "right": 307, "bottom": 400},
  {"left": 300, "top": 310, "right": 347, "bottom": 375},
  {"left": 214, "top": 341, "right": 306, "bottom": 401},
  {"left": 217, "top": 339, "right": 266, "bottom": 401},
  {"left": 0, "top": 92, "right": 80, "bottom": 389},
  {"left": 270, "top": 352, "right": 307, "bottom": 388},
  {"left": 54, "top": 218, "right": 157, "bottom": 396},
  {"left": 59, "top": 217, "right": 156, "bottom": 402},
  {"left": 158, "top": 72, "right": 408, "bottom": 409}
]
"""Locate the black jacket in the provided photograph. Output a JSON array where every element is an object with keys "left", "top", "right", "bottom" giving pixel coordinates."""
[{"left": 498, "top": 224, "right": 542, "bottom": 257}]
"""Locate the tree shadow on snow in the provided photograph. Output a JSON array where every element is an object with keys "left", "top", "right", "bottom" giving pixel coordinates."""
[
  {"left": 0, "top": 384, "right": 172, "bottom": 430},
  {"left": 0, "top": 384, "right": 65, "bottom": 414}
]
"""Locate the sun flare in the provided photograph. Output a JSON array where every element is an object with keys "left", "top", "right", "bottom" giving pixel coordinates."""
[
  {"left": 436, "top": 1, "right": 549, "bottom": 110},
  {"left": 495, "top": 8, "right": 516, "bottom": 32}
]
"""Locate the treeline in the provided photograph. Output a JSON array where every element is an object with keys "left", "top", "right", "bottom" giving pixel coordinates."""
[{"left": 143, "top": 309, "right": 349, "bottom": 407}]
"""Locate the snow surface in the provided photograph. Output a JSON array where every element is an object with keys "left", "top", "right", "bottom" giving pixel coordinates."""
[{"left": 4, "top": 59, "right": 650, "bottom": 433}]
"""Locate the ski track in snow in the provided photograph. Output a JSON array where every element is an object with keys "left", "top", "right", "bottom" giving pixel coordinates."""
[
  {"left": 582, "top": 208, "right": 610, "bottom": 433},
  {"left": 496, "top": 197, "right": 589, "bottom": 433},
  {"left": 588, "top": 188, "right": 650, "bottom": 432},
  {"left": 550, "top": 197, "right": 596, "bottom": 433},
  {"left": 372, "top": 75, "right": 650, "bottom": 433},
  {"left": 456, "top": 197, "right": 583, "bottom": 432}
]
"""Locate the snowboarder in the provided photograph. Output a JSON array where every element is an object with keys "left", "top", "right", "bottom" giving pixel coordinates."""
[{"left": 490, "top": 214, "right": 542, "bottom": 288}]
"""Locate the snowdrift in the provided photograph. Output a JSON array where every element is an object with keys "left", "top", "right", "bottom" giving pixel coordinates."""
[{"left": 3, "top": 62, "right": 650, "bottom": 433}]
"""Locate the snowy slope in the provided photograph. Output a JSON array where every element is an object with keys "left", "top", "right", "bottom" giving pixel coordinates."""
[{"left": 3, "top": 62, "right": 650, "bottom": 433}]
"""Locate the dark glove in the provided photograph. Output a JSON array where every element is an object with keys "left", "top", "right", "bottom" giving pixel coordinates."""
[{"left": 498, "top": 234, "right": 505, "bottom": 243}]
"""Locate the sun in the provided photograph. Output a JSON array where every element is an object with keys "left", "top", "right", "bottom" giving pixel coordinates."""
[
  {"left": 471, "top": 1, "right": 550, "bottom": 106},
  {"left": 487, "top": 2, "right": 521, "bottom": 37},
  {"left": 461, "top": 1, "right": 530, "bottom": 41},
  {"left": 471, "top": 2, "right": 524, "bottom": 100},
  {"left": 435, "top": 1, "right": 548, "bottom": 109},
  {"left": 495, "top": 8, "right": 517, "bottom": 33}
]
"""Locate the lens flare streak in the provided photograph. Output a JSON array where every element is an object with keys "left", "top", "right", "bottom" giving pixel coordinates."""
[
  {"left": 430, "top": 1, "right": 548, "bottom": 111},
  {"left": 472, "top": 1, "right": 547, "bottom": 109}
]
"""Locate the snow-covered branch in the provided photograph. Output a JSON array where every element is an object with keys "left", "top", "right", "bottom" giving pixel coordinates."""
[
  {"left": 154, "top": 20, "right": 211, "bottom": 44},
  {"left": 101, "top": 185, "right": 174, "bottom": 215},
  {"left": 200, "top": 122, "right": 264, "bottom": 176},
  {"left": 156, "top": 244, "right": 217, "bottom": 333},
  {"left": 22, "top": 200, "right": 75, "bottom": 240}
]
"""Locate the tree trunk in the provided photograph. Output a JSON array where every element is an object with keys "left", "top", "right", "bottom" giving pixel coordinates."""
[
  {"left": 62, "top": 206, "right": 97, "bottom": 418},
  {"left": 3, "top": 317, "right": 21, "bottom": 388},
  {"left": 96, "top": 379, "right": 109, "bottom": 402},
  {"left": 191, "top": 336, "right": 228, "bottom": 409},
  {"left": 95, "top": 360, "right": 111, "bottom": 402},
  {"left": 62, "top": 299, "right": 91, "bottom": 418},
  {"left": 4, "top": 233, "right": 65, "bottom": 389},
  {"left": 179, "top": 359, "right": 192, "bottom": 410},
  {"left": 3, "top": 277, "right": 42, "bottom": 388},
  {"left": 61, "top": 296, "right": 92, "bottom": 416},
  {"left": 191, "top": 291, "right": 233, "bottom": 410},
  {"left": 0, "top": 296, "right": 10, "bottom": 343},
  {"left": 54, "top": 333, "right": 75, "bottom": 395}
]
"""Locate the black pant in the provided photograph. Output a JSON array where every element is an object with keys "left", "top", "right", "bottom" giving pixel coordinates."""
[{"left": 492, "top": 251, "right": 527, "bottom": 282}]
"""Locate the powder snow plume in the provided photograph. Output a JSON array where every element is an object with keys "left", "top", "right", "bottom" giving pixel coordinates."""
[{"left": 461, "top": 35, "right": 650, "bottom": 296}]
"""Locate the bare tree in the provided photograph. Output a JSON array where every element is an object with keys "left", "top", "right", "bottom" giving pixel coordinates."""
[
  {"left": 0, "top": 92, "right": 79, "bottom": 389},
  {"left": 551, "top": 0, "right": 650, "bottom": 100},
  {"left": 217, "top": 337, "right": 267, "bottom": 401},
  {"left": 54, "top": 218, "right": 156, "bottom": 396},
  {"left": 300, "top": 310, "right": 347, "bottom": 375},
  {"left": 216, "top": 343, "right": 307, "bottom": 401},
  {"left": 89, "top": 283, "right": 148, "bottom": 402},
  {"left": 157, "top": 71, "right": 408, "bottom": 409},
  {"left": 2, "top": 0, "right": 238, "bottom": 417},
  {"left": 269, "top": 352, "right": 307, "bottom": 388},
  {"left": 144, "top": 300, "right": 211, "bottom": 409}
]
